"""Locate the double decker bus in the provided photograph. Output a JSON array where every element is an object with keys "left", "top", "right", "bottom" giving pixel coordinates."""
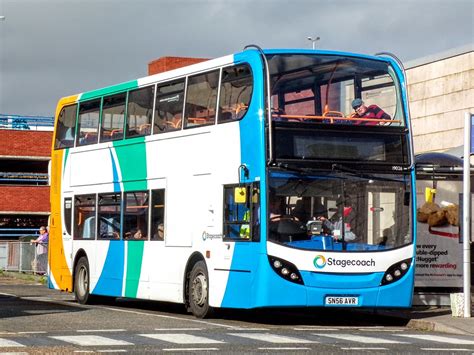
[{"left": 49, "top": 47, "right": 415, "bottom": 317}]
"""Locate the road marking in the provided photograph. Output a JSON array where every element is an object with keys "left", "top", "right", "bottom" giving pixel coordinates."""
[
  {"left": 359, "top": 328, "right": 404, "bottom": 332},
  {"left": 3, "top": 293, "right": 236, "bottom": 330},
  {"left": 258, "top": 347, "right": 312, "bottom": 351},
  {"left": 162, "top": 348, "right": 219, "bottom": 352},
  {"left": 0, "top": 338, "right": 25, "bottom": 347},
  {"left": 397, "top": 334, "right": 474, "bottom": 345},
  {"left": 51, "top": 335, "right": 133, "bottom": 346},
  {"left": 97, "top": 350, "right": 128, "bottom": 353},
  {"left": 76, "top": 329, "right": 127, "bottom": 333},
  {"left": 154, "top": 328, "right": 203, "bottom": 331},
  {"left": 228, "top": 333, "right": 315, "bottom": 343},
  {"left": 101, "top": 306, "right": 241, "bottom": 329},
  {"left": 231, "top": 328, "right": 270, "bottom": 331},
  {"left": 314, "top": 333, "right": 406, "bottom": 344},
  {"left": 341, "top": 347, "right": 388, "bottom": 351},
  {"left": 420, "top": 348, "right": 472, "bottom": 352},
  {"left": 17, "top": 331, "right": 47, "bottom": 334},
  {"left": 140, "top": 333, "right": 224, "bottom": 344},
  {"left": 294, "top": 327, "right": 340, "bottom": 331}
]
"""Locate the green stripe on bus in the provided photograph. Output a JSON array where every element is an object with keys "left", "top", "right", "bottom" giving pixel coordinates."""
[
  {"left": 113, "top": 138, "right": 148, "bottom": 191},
  {"left": 80, "top": 80, "right": 138, "bottom": 101},
  {"left": 125, "top": 241, "right": 145, "bottom": 298},
  {"left": 63, "top": 148, "right": 69, "bottom": 177}
]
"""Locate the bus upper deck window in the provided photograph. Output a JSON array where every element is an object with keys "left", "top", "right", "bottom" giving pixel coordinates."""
[
  {"left": 101, "top": 93, "right": 126, "bottom": 143},
  {"left": 77, "top": 100, "right": 101, "bottom": 146},
  {"left": 54, "top": 104, "right": 77, "bottom": 149},
  {"left": 127, "top": 86, "right": 154, "bottom": 138},
  {"left": 184, "top": 70, "right": 219, "bottom": 128},
  {"left": 154, "top": 80, "right": 185, "bottom": 134},
  {"left": 218, "top": 65, "right": 253, "bottom": 123}
]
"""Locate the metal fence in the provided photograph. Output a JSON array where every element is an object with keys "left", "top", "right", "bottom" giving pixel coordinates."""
[
  {"left": 0, "top": 114, "right": 54, "bottom": 131},
  {"left": 0, "top": 241, "right": 48, "bottom": 274}
]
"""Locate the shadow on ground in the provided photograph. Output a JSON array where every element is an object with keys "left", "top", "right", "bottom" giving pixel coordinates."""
[{"left": 88, "top": 296, "right": 410, "bottom": 327}]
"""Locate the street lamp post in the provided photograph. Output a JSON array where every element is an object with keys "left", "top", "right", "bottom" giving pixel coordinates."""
[{"left": 307, "top": 36, "right": 320, "bottom": 50}]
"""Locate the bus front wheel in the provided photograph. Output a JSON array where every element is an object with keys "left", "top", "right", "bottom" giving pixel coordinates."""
[
  {"left": 188, "top": 261, "right": 213, "bottom": 318},
  {"left": 74, "top": 256, "right": 92, "bottom": 304}
]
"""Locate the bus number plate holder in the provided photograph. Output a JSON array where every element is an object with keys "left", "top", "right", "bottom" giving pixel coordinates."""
[{"left": 325, "top": 296, "right": 359, "bottom": 306}]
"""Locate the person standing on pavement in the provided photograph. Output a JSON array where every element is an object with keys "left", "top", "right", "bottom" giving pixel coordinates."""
[{"left": 31, "top": 226, "right": 49, "bottom": 274}]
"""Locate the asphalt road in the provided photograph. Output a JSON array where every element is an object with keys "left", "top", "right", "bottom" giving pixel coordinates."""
[{"left": 1, "top": 280, "right": 473, "bottom": 354}]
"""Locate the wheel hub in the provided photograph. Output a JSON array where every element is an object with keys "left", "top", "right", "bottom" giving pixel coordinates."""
[{"left": 192, "top": 274, "right": 207, "bottom": 306}]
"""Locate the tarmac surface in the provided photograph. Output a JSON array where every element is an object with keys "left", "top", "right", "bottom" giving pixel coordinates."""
[{"left": 1, "top": 272, "right": 473, "bottom": 336}]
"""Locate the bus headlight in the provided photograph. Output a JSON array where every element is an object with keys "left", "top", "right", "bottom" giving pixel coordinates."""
[
  {"left": 381, "top": 258, "right": 412, "bottom": 286},
  {"left": 268, "top": 256, "right": 304, "bottom": 285}
]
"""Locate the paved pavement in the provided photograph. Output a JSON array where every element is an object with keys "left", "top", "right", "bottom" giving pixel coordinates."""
[{"left": 381, "top": 305, "right": 474, "bottom": 336}]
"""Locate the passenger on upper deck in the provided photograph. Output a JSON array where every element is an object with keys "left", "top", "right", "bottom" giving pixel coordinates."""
[{"left": 351, "top": 98, "right": 391, "bottom": 125}]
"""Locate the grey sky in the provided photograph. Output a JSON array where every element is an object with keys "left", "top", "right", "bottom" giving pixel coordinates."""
[{"left": 0, "top": 0, "right": 472, "bottom": 116}]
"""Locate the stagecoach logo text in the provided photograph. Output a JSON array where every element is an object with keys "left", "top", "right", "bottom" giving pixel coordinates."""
[
  {"left": 313, "top": 255, "right": 375, "bottom": 269},
  {"left": 202, "top": 231, "right": 223, "bottom": 241}
]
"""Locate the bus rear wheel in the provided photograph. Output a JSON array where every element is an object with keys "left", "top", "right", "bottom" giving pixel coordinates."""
[
  {"left": 74, "top": 256, "right": 92, "bottom": 304},
  {"left": 188, "top": 261, "right": 213, "bottom": 318}
]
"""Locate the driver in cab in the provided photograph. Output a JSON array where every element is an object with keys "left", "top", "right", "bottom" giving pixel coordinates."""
[{"left": 318, "top": 206, "right": 357, "bottom": 241}]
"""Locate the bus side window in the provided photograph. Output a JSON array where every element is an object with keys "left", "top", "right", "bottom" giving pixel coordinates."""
[
  {"left": 100, "top": 93, "right": 126, "bottom": 143},
  {"left": 218, "top": 64, "right": 253, "bottom": 123},
  {"left": 123, "top": 191, "right": 149, "bottom": 240},
  {"left": 154, "top": 80, "right": 185, "bottom": 134},
  {"left": 54, "top": 104, "right": 77, "bottom": 149},
  {"left": 127, "top": 86, "right": 154, "bottom": 139},
  {"left": 64, "top": 197, "right": 72, "bottom": 236},
  {"left": 97, "top": 193, "right": 121, "bottom": 239},
  {"left": 184, "top": 70, "right": 219, "bottom": 128},
  {"left": 77, "top": 100, "right": 101, "bottom": 146},
  {"left": 223, "top": 183, "right": 259, "bottom": 241},
  {"left": 150, "top": 189, "right": 165, "bottom": 241},
  {"left": 74, "top": 194, "right": 96, "bottom": 240}
]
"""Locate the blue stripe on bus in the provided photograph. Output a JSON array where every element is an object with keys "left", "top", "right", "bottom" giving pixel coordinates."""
[
  {"left": 92, "top": 240, "right": 125, "bottom": 297},
  {"left": 47, "top": 274, "right": 54, "bottom": 289},
  {"left": 108, "top": 148, "right": 121, "bottom": 192},
  {"left": 221, "top": 51, "right": 268, "bottom": 308}
]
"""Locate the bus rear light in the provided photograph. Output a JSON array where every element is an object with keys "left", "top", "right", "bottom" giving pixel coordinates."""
[
  {"left": 268, "top": 256, "right": 304, "bottom": 285},
  {"left": 381, "top": 258, "right": 412, "bottom": 286}
]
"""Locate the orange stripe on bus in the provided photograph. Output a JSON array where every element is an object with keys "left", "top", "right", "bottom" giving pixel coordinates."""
[{"left": 49, "top": 95, "right": 79, "bottom": 291}]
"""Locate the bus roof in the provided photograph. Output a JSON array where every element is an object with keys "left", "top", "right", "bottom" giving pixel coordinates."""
[{"left": 63, "top": 48, "right": 398, "bottom": 104}]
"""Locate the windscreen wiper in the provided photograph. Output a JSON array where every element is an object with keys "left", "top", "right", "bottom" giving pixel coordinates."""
[{"left": 275, "top": 163, "right": 315, "bottom": 174}]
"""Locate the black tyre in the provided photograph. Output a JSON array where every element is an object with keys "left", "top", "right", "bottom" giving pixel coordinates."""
[
  {"left": 188, "top": 261, "right": 213, "bottom": 318},
  {"left": 74, "top": 256, "right": 92, "bottom": 304}
]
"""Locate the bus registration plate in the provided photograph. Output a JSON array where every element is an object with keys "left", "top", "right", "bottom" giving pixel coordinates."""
[{"left": 325, "top": 296, "right": 359, "bottom": 306}]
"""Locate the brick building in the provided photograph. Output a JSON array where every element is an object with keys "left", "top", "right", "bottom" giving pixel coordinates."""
[
  {"left": 148, "top": 56, "right": 208, "bottom": 75},
  {"left": 0, "top": 116, "right": 53, "bottom": 239}
]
